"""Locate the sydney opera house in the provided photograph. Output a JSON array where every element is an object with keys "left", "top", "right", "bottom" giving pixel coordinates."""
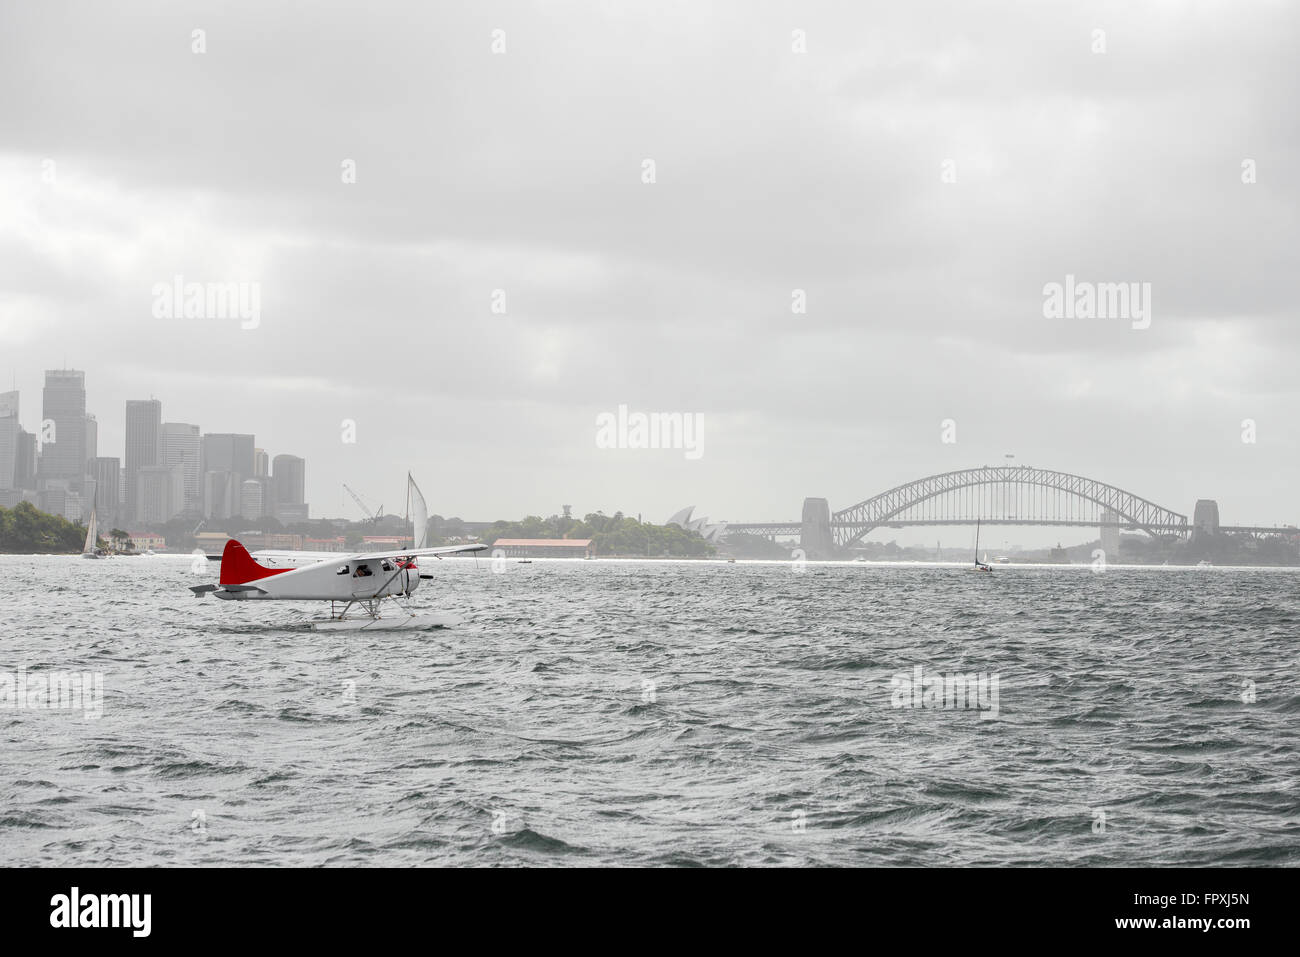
[{"left": 665, "top": 507, "right": 727, "bottom": 542}]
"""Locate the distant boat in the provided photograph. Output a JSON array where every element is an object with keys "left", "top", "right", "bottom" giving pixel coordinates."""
[
  {"left": 972, "top": 519, "right": 992, "bottom": 573},
  {"left": 81, "top": 510, "right": 102, "bottom": 559}
]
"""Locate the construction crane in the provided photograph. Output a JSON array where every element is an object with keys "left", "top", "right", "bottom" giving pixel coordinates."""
[{"left": 342, "top": 484, "right": 383, "bottom": 525}]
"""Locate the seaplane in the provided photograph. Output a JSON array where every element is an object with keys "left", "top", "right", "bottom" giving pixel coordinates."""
[{"left": 189, "top": 475, "right": 487, "bottom": 630}]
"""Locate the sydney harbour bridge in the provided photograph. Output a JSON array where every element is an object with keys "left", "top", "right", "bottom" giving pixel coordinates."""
[{"left": 685, "top": 465, "right": 1292, "bottom": 555}]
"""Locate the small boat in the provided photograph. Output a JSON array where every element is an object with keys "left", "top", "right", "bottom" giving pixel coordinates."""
[
  {"left": 517, "top": 559, "right": 532, "bottom": 564},
  {"left": 972, "top": 519, "right": 992, "bottom": 573},
  {"left": 80, "top": 509, "right": 102, "bottom": 559}
]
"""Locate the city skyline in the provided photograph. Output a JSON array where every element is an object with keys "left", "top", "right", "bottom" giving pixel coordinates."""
[
  {"left": 2, "top": 360, "right": 1292, "bottom": 551},
  {"left": 0, "top": 366, "right": 309, "bottom": 529}
]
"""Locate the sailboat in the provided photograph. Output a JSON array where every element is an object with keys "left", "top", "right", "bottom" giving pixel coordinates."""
[
  {"left": 972, "top": 518, "right": 992, "bottom": 573},
  {"left": 81, "top": 509, "right": 102, "bottom": 559}
]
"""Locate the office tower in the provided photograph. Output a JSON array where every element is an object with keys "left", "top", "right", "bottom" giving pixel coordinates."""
[
  {"left": 84, "top": 413, "right": 97, "bottom": 464},
  {"left": 253, "top": 448, "right": 269, "bottom": 478},
  {"left": 203, "top": 469, "right": 239, "bottom": 520},
  {"left": 201, "top": 433, "right": 255, "bottom": 481},
  {"left": 14, "top": 428, "right": 37, "bottom": 489},
  {"left": 39, "top": 370, "right": 87, "bottom": 490},
  {"left": 271, "top": 454, "right": 308, "bottom": 522},
  {"left": 88, "top": 457, "right": 121, "bottom": 529},
  {"left": 39, "top": 484, "right": 83, "bottom": 522},
  {"left": 162, "top": 423, "right": 202, "bottom": 514},
  {"left": 240, "top": 478, "right": 265, "bottom": 521},
  {"left": 80, "top": 475, "right": 97, "bottom": 522},
  {"left": 201, "top": 433, "right": 254, "bottom": 515},
  {"left": 124, "top": 399, "right": 162, "bottom": 522},
  {"left": 136, "top": 464, "right": 185, "bottom": 525},
  {"left": 0, "top": 418, "right": 16, "bottom": 490},
  {"left": 271, "top": 454, "right": 305, "bottom": 505},
  {"left": 0, "top": 391, "right": 18, "bottom": 490}
]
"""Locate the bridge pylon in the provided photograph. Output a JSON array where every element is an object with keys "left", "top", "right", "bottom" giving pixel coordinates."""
[{"left": 800, "top": 497, "right": 834, "bottom": 559}]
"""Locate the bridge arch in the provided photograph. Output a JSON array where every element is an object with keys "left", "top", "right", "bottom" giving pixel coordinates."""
[{"left": 832, "top": 466, "right": 1188, "bottom": 547}]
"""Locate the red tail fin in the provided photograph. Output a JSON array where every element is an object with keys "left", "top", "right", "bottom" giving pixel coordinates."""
[{"left": 219, "top": 539, "right": 290, "bottom": 585}]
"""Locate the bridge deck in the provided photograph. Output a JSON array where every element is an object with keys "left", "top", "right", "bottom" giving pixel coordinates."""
[{"left": 723, "top": 520, "right": 1294, "bottom": 536}]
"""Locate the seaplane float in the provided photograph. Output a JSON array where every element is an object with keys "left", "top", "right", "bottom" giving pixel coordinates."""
[{"left": 189, "top": 475, "right": 486, "bottom": 631}]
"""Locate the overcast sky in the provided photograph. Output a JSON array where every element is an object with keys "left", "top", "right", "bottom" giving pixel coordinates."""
[{"left": 1, "top": 1, "right": 1296, "bottom": 544}]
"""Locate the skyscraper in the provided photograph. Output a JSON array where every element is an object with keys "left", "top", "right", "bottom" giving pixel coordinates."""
[
  {"left": 88, "top": 456, "right": 121, "bottom": 529},
  {"left": 14, "top": 429, "right": 37, "bottom": 490},
  {"left": 202, "top": 469, "right": 239, "bottom": 520},
  {"left": 162, "top": 423, "right": 202, "bottom": 514},
  {"left": 271, "top": 454, "right": 308, "bottom": 522},
  {"left": 201, "top": 433, "right": 255, "bottom": 480},
  {"left": 201, "top": 433, "right": 254, "bottom": 516},
  {"left": 39, "top": 370, "right": 87, "bottom": 490},
  {"left": 84, "top": 413, "right": 98, "bottom": 464},
  {"left": 271, "top": 454, "right": 305, "bottom": 506},
  {"left": 253, "top": 447, "right": 269, "bottom": 478},
  {"left": 125, "top": 399, "right": 162, "bottom": 524},
  {"left": 240, "top": 478, "right": 265, "bottom": 521},
  {"left": 136, "top": 464, "right": 184, "bottom": 525},
  {"left": 0, "top": 391, "right": 18, "bottom": 491}
]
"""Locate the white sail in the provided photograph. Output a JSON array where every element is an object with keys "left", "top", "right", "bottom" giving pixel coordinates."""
[
  {"left": 408, "top": 474, "right": 428, "bottom": 550},
  {"left": 83, "top": 509, "right": 98, "bottom": 555}
]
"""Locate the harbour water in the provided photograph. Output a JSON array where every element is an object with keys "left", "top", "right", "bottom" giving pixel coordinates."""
[{"left": 2, "top": 555, "right": 1297, "bottom": 866}]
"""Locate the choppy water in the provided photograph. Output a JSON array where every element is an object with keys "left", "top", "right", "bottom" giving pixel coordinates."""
[{"left": 2, "top": 555, "right": 1297, "bottom": 866}]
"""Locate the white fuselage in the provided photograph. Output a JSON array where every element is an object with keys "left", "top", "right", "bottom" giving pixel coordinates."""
[{"left": 215, "top": 556, "right": 420, "bottom": 601}]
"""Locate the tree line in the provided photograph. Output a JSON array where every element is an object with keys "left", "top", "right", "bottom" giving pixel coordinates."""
[
  {"left": 433, "top": 511, "right": 716, "bottom": 557},
  {"left": 0, "top": 502, "right": 86, "bottom": 553}
]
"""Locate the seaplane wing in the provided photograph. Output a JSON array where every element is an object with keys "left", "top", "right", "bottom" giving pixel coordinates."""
[
  {"left": 191, "top": 539, "right": 488, "bottom": 601},
  {"left": 337, "top": 543, "right": 488, "bottom": 563},
  {"left": 251, "top": 543, "right": 488, "bottom": 568},
  {"left": 248, "top": 549, "right": 340, "bottom": 568}
]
